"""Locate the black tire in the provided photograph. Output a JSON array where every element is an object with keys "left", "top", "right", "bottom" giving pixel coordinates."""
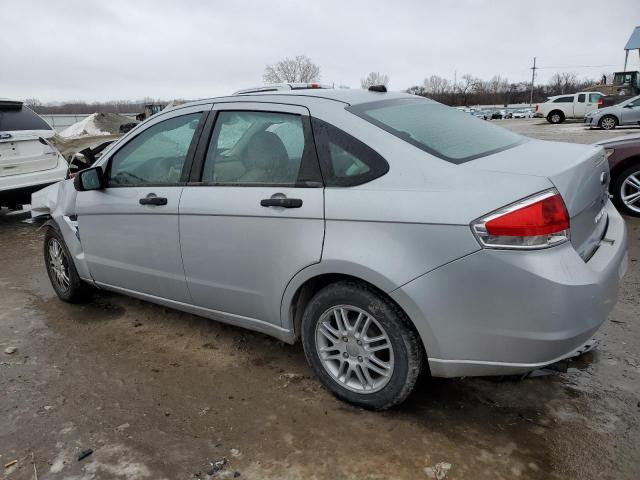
[
  {"left": 44, "top": 227, "right": 90, "bottom": 302},
  {"left": 599, "top": 115, "right": 618, "bottom": 130},
  {"left": 301, "top": 281, "right": 423, "bottom": 410},
  {"left": 547, "top": 110, "right": 565, "bottom": 124},
  {"left": 611, "top": 163, "right": 640, "bottom": 217}
]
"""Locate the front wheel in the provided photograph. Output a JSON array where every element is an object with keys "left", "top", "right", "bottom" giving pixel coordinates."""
[
  {"left": 301, "top": 281, "right": 423, "bottom": 410},
  {"left": 44, "top": 227, "right": 90, "bottom": 302},
  {"left": 599, "top": 115, "right": 618, "bottom": 130},
  {"left": 611, "top": 164, "right": 640, "bottom": 216}
]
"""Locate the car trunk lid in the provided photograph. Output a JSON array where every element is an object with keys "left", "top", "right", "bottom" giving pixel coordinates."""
[
  {"left": 0, "top": 131, "right": 61, "bottom": 177},
  {"left": 467, "top": 139, "right": 610, "bottom": 260}
]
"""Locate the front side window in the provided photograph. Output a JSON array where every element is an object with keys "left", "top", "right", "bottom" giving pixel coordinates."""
[
  {"left": 108, "top": 113, "right": 202, "bottom": 186},
  {"left": 202, "top": 111, "right": 318, "bottom": 186},
  {"left": 347, "top": 98, "right": 523, "bottom": 164}
]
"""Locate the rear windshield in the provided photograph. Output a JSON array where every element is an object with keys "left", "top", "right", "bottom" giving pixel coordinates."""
[
  {"left": 0, "top": 106, "right": 52, "bottom": 132},
  {"left": 346, "top": 98, "right": 523, "bottom": 164}
]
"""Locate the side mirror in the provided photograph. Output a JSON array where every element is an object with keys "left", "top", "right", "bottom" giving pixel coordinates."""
[{"left": 74, "top": 166, "right": 105, "bottom": 191}]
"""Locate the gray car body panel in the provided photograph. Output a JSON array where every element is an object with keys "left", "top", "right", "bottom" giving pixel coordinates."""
[{"left": 31, "top": 89, "right": 629, "bottom": 377}]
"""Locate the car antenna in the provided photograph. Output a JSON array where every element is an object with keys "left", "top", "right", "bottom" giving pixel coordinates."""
[{"left": 368, "top": 85, "right": 387, "bottom": 93}]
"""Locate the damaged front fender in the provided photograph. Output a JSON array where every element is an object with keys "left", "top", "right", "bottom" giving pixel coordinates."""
[{"left": 30, "top": 179, "right": 93, "bottom": 282}]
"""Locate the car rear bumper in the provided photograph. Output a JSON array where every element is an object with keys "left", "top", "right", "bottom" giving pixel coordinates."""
[
  {"left": 0, "top": 159, "right": 67, "bottom": 206},
  {"left": 391, "top": 201, "right": 628, "bottom": 377}
]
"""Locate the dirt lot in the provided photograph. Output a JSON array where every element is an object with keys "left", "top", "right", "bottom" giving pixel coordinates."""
[{"left": 1, "top": 120, "right": 639, "bottom": 480}]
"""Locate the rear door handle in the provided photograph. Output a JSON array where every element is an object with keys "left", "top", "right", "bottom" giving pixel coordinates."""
[
  {"left": 260, "top": 197, "right": 303, "bottom": 208},
  {"left": 139, "top": 193, "right": 167, "bottom": 206}
]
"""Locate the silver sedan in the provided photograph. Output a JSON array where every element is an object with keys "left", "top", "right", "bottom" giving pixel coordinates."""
[
  {"left": 585, "top": 94, "right": 640, "bottom": 129},
  {"left": 34, "top": 86, "right": 628, "bottom": 409}
]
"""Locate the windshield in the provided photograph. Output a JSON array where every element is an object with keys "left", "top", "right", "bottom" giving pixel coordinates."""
[
  {"left": 0, "top": 106, "right": 52, "bottom": 132},
  {"left": 347, "top": 98, "right": 524, "bottom": 164}
]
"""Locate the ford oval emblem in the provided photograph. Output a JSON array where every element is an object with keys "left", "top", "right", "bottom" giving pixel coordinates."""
[{"left": 600, "top": 172, "right": 608, "bottom": 185}]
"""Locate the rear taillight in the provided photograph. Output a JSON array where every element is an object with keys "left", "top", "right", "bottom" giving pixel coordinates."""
[
  {"left": 471, "top": 190, "right": 570, "bottom": 249},
  {"left": 598, "top": 98, "right": 603, "bottom": 107},
  {"left": 535, "top": 104, "right": 538, "bottom": 112}
]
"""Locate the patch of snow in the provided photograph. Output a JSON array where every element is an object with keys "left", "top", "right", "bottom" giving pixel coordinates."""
[{"left": 59, "top": 113, "right": 110, "bottom": 138}]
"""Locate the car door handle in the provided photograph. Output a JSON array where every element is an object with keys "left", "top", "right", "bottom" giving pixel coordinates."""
[
  {"left": 139, "top": 194, "right": 167, "bottom": 206},
  {"left": 260, "top": 197, "right": 303, "bottom": 208}
]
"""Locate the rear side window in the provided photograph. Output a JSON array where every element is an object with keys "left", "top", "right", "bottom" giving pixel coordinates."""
[
  {"left": 577, "top": 94, "right": 585, "bottom": 103},
  {"left": 346, "top": 98, "right": 523, "bottom": 164},
  {"left": 202, "top": 111, "right": 321, "bottom": 187},
  {"left": 0, "top": 106, "right": 52, "bottom": 132},
  {"left": 311, "top": 118, "right": 389, "bottom": 186},
  {"left": 553, "top": 96, "right": 574, "bottom": 103}
]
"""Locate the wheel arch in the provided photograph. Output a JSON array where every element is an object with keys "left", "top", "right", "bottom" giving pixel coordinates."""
[
  {"left": 599, "top": 114, "right": 619, "bottom": 128},
  {"left": 610, "top": 154, "right": 640, "bottom": 186},
  {"left": 281, "top": 262, "right": 431, "bottom": 360}
]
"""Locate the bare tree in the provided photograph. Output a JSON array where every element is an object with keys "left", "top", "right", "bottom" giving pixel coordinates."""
[
  {"left": 422, "top": 75, "right": 451, "bottom": 96},
  {"left": 361, "top": 72, "right": 389, "bottom": 89},
  {"left": 23, "top": 98, "right": 42, "bottom": 111},
  {"left": 263, "top": 55, "right": 321, "bottom": 83}
]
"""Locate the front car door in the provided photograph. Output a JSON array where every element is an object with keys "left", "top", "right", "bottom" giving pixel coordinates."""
[
  {"left": 179, "top": 102, "right": 324, "bottom": 328},
  {"left": 75, "top": 105, "right": 209, "bottom": 303},
  {"left": 620, "top": 98, "right": 640, "bottom": 125}
]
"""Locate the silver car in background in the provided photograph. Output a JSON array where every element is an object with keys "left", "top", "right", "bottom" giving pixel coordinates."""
[
  {"left": 585, "top": 94, "right": 640, "bottom": 129},
  {"left": 35, "top": 87, "right": 628, "bottom": 409}
]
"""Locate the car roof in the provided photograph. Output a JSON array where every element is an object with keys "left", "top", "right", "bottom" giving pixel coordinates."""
[{"left": 172, "top": 88, "right": 420, "bottom": 111}]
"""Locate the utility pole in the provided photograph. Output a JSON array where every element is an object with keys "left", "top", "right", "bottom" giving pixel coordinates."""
[{"left": 529, "top": 57, "right": 537, "bottom": 106}]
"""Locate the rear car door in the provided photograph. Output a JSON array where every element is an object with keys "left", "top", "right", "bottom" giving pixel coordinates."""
[
  {"left": 574, "top": 93, "right": 587, "bottom": 118},
  {"left": 179, "top": 103, "right": 324, "bottom": 327},
  {"left": 75, "top": 105, "right": 209, "bottom": 302}
]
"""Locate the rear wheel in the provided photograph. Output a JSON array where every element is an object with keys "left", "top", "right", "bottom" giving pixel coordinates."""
[
  {"left": 301, "top": 281, "right": 423, "bottom": 410},
  {"left": 611, "top": 164, "right": 640, "bottom": 216},
  {"left": 599, "top": 115, "right": 618, "bottom": 130},
  {"left": 547, "top": 110, "right": 564, "bottom": 124},
  {"left": 44, "top": 227, "right": 90, "bottom": 302}
]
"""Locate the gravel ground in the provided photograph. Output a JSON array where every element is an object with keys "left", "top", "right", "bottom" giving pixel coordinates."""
[{"left": 1, "top": 120, "right": 639, "bottom": 480}]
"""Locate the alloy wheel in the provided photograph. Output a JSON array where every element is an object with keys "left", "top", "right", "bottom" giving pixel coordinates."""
[
  {"left": 48, "top": 238, "right": 70, "bottom": 292},
  {"left": 601, "top": 117, "right": 616, "bottom": 130},
  {"left": 621, "top": 170, "right": 640, "bottom": 214},
  {"left": 315, "top": 305, "right": 394, "bottom": 393}
]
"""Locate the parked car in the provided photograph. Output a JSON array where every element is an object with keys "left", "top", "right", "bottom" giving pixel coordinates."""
[
  {"left": 490, "top": 110, "right": 503, "bottom": 120},
  {"left": 0, "top": 100, "right": 68, "bottom": 209},
  {"left": 535, "top": 92, "right": 605, "bottom": 124},
  {"left": 584, "top": 94, "right": 640, "bottom": 130},
  {"left": 32, "top": 87, "right": 627, "bottom": 409},
  {"left": 500, "top": 110, "right": 513, "bottom": 119},
  {"left": 595, "top": 133, "right": 640, "bottom": 216},
  {"left": 512, "top": 109, "right": 533, "bottom": 119},
  {"left": 474, "top": 110, "right": 489, "bottom": 120}
]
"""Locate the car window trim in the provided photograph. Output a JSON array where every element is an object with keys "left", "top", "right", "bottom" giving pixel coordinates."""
[
  {"left": 187, "top": 106, "right": 323, "bottom": 188},
  {"left": 103, "top": 110, "right": 209, "bottom": 189}
]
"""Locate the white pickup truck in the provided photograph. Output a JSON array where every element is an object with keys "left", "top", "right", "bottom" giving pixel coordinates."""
[{"left": 535, "top": 91, "right": 605, "bottom": 124}]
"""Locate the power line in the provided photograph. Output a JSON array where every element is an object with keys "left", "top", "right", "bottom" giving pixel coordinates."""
[{"left": 536, "top": 64, "right": 619, "bottom": 69}]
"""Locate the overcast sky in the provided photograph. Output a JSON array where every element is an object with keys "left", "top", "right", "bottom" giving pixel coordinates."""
[{"left": 1, "top": 0, "right": 639, "bottom": 102}]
